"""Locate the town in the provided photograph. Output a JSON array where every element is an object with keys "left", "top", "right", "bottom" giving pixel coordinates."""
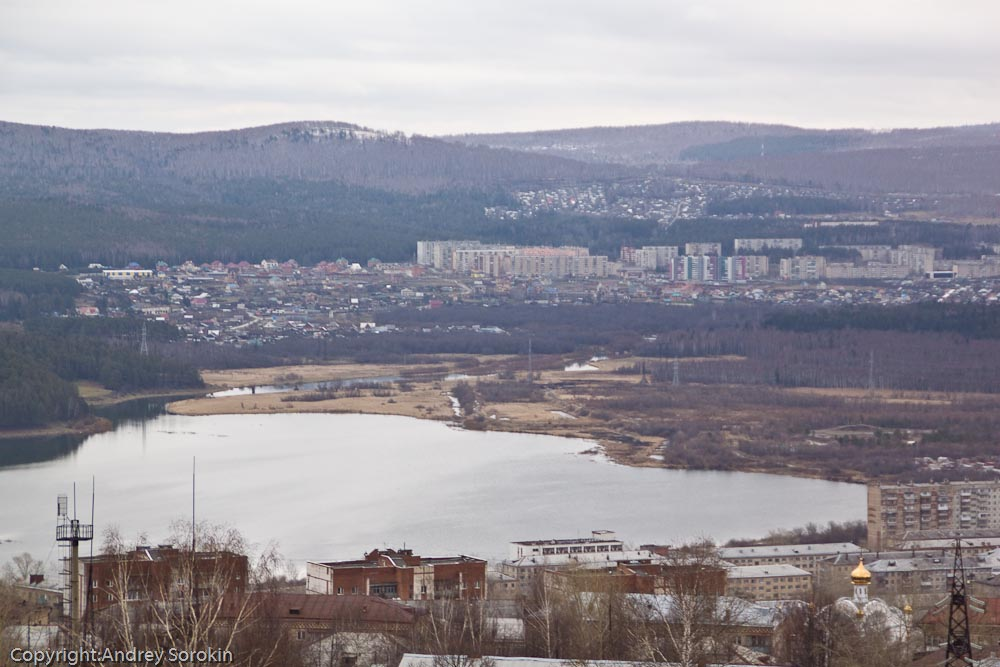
[
  {"left": 10, "top": 477, "right": 1000, "bottom": 666},
  {"left": 67, "top": 232, "right": 1000, "bottom": 348}
]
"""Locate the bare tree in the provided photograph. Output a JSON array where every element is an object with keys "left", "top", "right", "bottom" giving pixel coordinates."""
[
  {"left": 521, "top": 567, "right": 636, "bottom": 660},
  {"left": 92, "top": 520, "right": 289, "bottom": 667},
  {"left": 408, "top": 598, "right": 505, "bottom": 665},
  {"left": 3, "top": 553, "right": 44, "bottom": 583},
  {"left": 629, "top": 541, "right": 747, "bottom": 667}
]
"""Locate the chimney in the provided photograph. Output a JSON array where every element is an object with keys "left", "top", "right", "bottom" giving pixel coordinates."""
[{"left": 29, "top": 574, "right": 44, "bottom": 585}]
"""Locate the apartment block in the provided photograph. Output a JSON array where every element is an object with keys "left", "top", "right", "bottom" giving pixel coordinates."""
[
  {"left": 306, "top": 548, "right": 487, "bottom": 600},
  {"left": 824, "top": 263, "right": 911, "bottom": 280},
  {"left": 734, "top": 238, "right": 803, "bottom": 253},
  {"left": 453, "top": 247, "right": 518, "bottom": 277},
  {"left": 779, "top": 256, "right": 826, "bottom": 281},
  {"left": 684, "top": 242, "right": 722, "bottom": 256},
  {"left": 868, "top": 480, "right": 1000, "bottom": 550},
  {"left": 416, "top": 240, "right": 487, "bottom": 270},
  {"left": 511, "top": 248, "right": 608, "bottom": 278},
  {"left": 723, "top": 256, "right": 769, "bottom": 282},
  {"left": 717, "top": 543, "right": 862, "bottom": 574},
  {"left": 633, "top": 246, "right": 680, "bottom": 270},
  {"left": 890, "top": 245, "right": 940, "bottom": 275},
  {"left": 725, "top": 564, "right": 812, "bottom": 600},
  {"left": 667, "top": 255, "right": 720, "bottom": 282}
]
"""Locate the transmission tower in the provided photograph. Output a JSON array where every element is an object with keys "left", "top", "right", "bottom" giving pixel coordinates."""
[
  {"left": 941, "top": 538, "right": 983, "bottom": 666},
  {"left": 868, "top": 350, "right": 875, "bottom": 397},
  {"left": 672, "top": 359, "right": 679, "bottom": 387},
  {"left": 139, "top": 321, "right": 149, "bottom": 356}
]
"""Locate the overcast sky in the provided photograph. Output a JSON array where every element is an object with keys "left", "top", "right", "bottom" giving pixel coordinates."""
[{"left": 1, "top": 0, "right": 998, "bottom": 135}]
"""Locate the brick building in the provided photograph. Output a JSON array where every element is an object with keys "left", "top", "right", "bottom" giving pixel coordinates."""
[
  {"left": 306, "top": 548, "right": 487, "bottom": 601},
  {"left": 81, "top": 545, "right": 248, "bottom": 616}
]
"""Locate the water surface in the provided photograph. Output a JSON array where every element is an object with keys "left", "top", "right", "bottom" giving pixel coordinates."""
[{"left": 0, "top": 413, "right": 865, "bottom": 568}]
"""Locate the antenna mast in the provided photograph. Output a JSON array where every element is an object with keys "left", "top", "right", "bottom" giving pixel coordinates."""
[
  {"left": 56, "top": 489, "right": 93, "bottom": 641},
  {"left": 140, "top": 321, "right": 149, "bottom": 356}
]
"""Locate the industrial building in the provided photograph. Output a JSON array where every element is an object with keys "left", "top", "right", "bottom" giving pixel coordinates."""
[{"left": 306, "top": 548, "right": 488, "bottom": 600}]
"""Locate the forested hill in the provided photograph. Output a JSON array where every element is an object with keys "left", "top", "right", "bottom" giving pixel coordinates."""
[
  {"left": 0, "top": 120, "right": 628, "bottom": 269},
  {"left": 449, "top": 121, "right": 1000, "bottom": 194},
  {"left": 0, "top": 120, "right": 619, "bottom": 196}
]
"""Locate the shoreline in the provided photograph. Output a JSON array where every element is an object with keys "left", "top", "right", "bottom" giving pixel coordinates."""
[
  {"left": 0, "top": 387, "right": 208, "bottom": 441},
  {"left": 166, "top": 358, "right": 875, "bottom": 485}
]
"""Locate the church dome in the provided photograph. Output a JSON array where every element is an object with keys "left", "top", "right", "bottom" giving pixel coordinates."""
[{"left": 851, "top": 558, "right": 872, "bottom": 585}]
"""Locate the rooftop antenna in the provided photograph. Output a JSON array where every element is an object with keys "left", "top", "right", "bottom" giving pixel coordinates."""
[{"left": 56, "top": 487, "right": 93, "bottom": 641}]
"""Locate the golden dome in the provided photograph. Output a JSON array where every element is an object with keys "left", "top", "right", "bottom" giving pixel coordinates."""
[
  {"left": 903, "top": 603, "right": 913, "bottom": 614},
  {"left": 851, "top": 558, "right": 872, "bottom": 585}
]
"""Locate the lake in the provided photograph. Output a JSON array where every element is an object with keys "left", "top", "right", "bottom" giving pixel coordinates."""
[{"left": 0, "top": 412, "right": 865, "bottom": 570}]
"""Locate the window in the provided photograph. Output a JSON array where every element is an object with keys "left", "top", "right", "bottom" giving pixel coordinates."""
[
  {"left": 337, "top": 586, "right": 343, "bottom": 595},
  {"left": 352, "top": 586, "right": 358, "bottom": 594}
]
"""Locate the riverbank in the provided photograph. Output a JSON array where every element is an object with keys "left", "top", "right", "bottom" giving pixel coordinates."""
[
  {"left": 0, "top": 384, "right": 208, "bottom": 441},
  {"left": 0, "top": 415, "right": 113, "bottom": 441},
  {"left": 166, "top": 355, "right": 915, "bottom": 483}
]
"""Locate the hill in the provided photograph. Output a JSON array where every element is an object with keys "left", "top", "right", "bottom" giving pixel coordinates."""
[
  {"left": 0, "top": 120, "right": 629, "bottom": 268},
  {"left": 0, "top": 120, "right": 618, "bottom": 196},
  {"left": 448, "top": 121, "right": 1000, "bottom": 195}
]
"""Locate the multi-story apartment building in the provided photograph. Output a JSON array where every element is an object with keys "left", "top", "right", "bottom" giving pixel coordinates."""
[
  {"left": 684, "top": 242, "right": 722, "bottom": 256},
  {"left": 779, "top": 256, "right": 826, "bottom": 281},
  {"left": 734, "top": 238, "right": 803, "bottom": 253},
  {"left": 717, "top": 543, "right": 863, "bottom": 574},
  {"left": 416, "top": 240, "right": 487, "bottom": 270},
  {"left": 723, "top": 256, "right": 770, "bottom": 282},
  {"left": 453, "top": 246, "right": 518, "bottom": 277},
  {"left": 890, "top": 245, "right": 939, "bottom": 275},
  {"left": 306, "top": 548, "right": 487, "bottom": 601},
  {"left": 725, "top": 564, "right": 812, "bottom": 600},
  {"left": 868, "top": 480, "right": 1000, "bottom": 550},
  {"left": 667, "top": 255, "right": 721, "bottom": 282},
  {"left": 632, "top": 246, "right": 680, "bottom": 270},
  {"left": 511, "top": 248, "right": 608, "bottom": 278},
  {"left": 824, "top": 263, "right": 911, "bottom": 280}
]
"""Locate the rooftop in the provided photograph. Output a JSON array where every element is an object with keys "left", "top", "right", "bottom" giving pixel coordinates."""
[
  {"left": 726, "top": 564, "right": 812, "bottom": 579},
  {"left": 718, "top": 543, "right": 862, "bottom": 559},
  {"left": 512, "top": 530, "right": 619, "bottom": 547}
]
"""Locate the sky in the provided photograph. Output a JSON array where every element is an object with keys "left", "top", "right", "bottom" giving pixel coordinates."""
[{"left": 1, "top": 0, "right": 998, "bottom": 136}]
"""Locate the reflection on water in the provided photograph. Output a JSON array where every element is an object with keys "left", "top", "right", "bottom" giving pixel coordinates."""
[
  {"left": 0, "top": 397, "right": 174, "bottom": 469},
  {"left": 210, "top": 376, "right": 401, "bottom": 397},
  {"left": 0, "top": 434, "right": 86, "bottom": 468}
]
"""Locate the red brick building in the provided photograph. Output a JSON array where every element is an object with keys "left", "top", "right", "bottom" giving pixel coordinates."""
[
  {"left": 306, "top": 548, "right": 487, "bottom": 600},
  {"left": 81, "top": 545, "right": 248, "bottom": 615}
]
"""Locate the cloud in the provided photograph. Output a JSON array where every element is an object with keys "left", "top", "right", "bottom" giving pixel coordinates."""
[{"left": 1, "top": 0, "right": 998, "bottom": 134}]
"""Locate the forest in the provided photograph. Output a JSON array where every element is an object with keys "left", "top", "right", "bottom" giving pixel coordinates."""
[
  {"left": 0, "top": 268, "right": 80, "bottom": 319},
  {"left": 0, "top": 327, "right": 202, "bottom": 428},
  {"left": 0, "top": 272, "right": 201, "bottom": 428}
]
